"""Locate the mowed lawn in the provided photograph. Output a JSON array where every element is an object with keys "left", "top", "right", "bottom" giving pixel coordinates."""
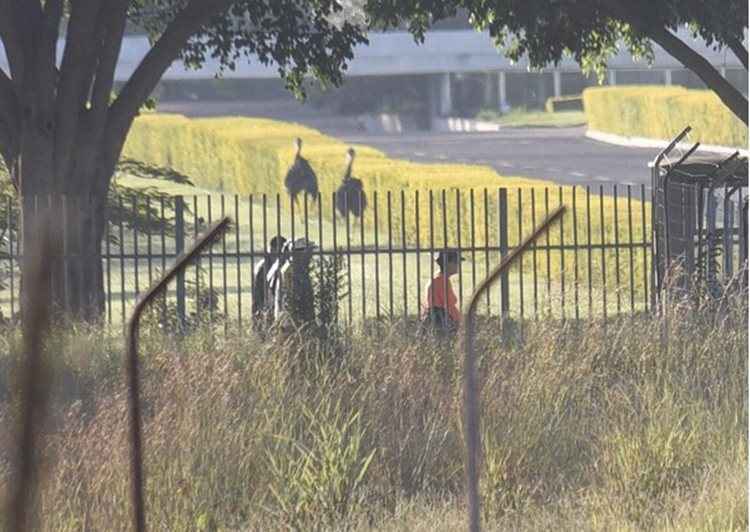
[{"left": 0, "top": 172, "right": 657, "bottom": 326}]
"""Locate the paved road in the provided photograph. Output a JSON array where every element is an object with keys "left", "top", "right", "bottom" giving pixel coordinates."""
[{"left": 339, "top": 126, "right": 658, "bottom": 191}]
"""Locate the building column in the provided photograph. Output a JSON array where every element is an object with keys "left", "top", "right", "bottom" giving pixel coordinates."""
[
  {"left": 553, "top": 70, "right": 562, "bottom": 98},
  {"left": 497, "top": 71, "right": 508, "bottom": 111},
  {"left": 438, "top": 73, "right": 452, "bottom": 116},
  {"left": 664, "top": 69, "right": 672, "bottom": 85},
  {"left": 484, "top": 73, "right": 494, "bottom": 108},
  {"left": 608, "top": 69, "right": 617, "bottom": 86}
]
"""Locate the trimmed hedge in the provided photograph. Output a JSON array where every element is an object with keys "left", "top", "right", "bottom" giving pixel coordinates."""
[
  {"left": 583, "top": 86, "right": 748, "bottom": 148},
  {"left": 545, "top": 95, "right": 583, "bottom": 113},
  {"left": 122, "top": 114, "right": 554, "bottom": 245}
]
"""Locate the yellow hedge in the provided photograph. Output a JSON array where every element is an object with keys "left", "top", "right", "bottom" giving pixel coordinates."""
[
  {"left": 122, "top": 114, "right": 553, "bottom": 245},
  {"left": 583, "top": 86, "right": 748, "bottom": 148}
]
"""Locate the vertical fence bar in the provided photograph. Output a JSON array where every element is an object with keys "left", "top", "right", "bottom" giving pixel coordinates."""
[
  {"left": 193, "top": 196, "right": 200, "bottom": 317},
  {"left": 441, "top": 190, "right": 449, "bottom": 330},
  {"left": 613, "top": 185, "right": 621, "bottom": 314},
  {"left": 640, "top": 185, "right": 649, "bottom": 311},
  {"left": 469, "top": 189, "right": 477, "bottom": 299},
  {"left": 262, "top": 194, "right": 268, "bottom": 263},
  {"left": 627, "top": 186, "right": 635, "bottom": 314},
  {"left": 558, "top": 187, "right": 565, "bottom": 320},
  {"left": 360, "top": 191, "right": 366, "bottom": 323},
  {"left": 415, "top": 191, "right": 422, "bottom": 315},
  {"left": 304, "top": 193, "right": 310, "bottom": 243},
  {"left": 249, "top": 194, "right": 255, "bottom": 322},
  {"left": 290, "top": 193, "right": 296, "bottom": 245},
  {"left": 118, "top": 195, "right": 126, "bottom": 323},
  {"left": 544, "top": 188, "right": 551, "bottom": 311},
  {"left": 331, "top": 191, "right": 339, "bottom": 326},
  {"left": 175, "top": 196, "right": 186, "bottom": 330},
  {"left": 146, "top": 197, "right": 153, "bottom": 286},
  {"left": 345, "top": 192, "right": 353, "bottom": 326},
  {"left": 209, "top": 196, "right": 216, "bottom": 323},
  {"left": 455, "top": 190, "right": 464, "bottom": 308},
  {"left": 387, "top": 191, "right": 394, "bottom": 319},
  {"left": 586, "top": 187, "right": 593, "bottom": 318},
  {"left": 498, "top": 189, "right": 509, "bottom": 318},
  {"left": 531, "top": 189, "right": 539, "bottom": 318},
  {"left": 429, "top": 190, "right": 435, "bottom": 294},
  {"left": 6, "top": 196, "right": 14, "bottom": 318},
  {"left": 221, "top": 196, "right": 229, "bottom": 332},
  {"left": 132, "top": 195, "right": 140, "bottom": 299},
  {"left": 572, "top": 187, "right": 579, "bottom": 321},
  {"left": 317, "top": 193, "right": 325, "bottom": 324},
  {"left": 401, "top": 189, "right": 408, "bottom": 320},
  {"left": 105, "top": 199, "right": 112, "bottom": 324},
  {"left": 372, "top": 190, "right": 380, "bottom": 320},
  {"left": 517, "top": 189, "right": 524, "bottom": 319},
  {"left": 235, "top": 195, "right": 242, "bottom": 329},
  {"left": 483, "top": 189, "right": 490, "bottom": 310},
  {"left": 159, "top": 197, "right": 166, "bottom": 320},
  {"left": 599, "top": 186, "right": 607, "bottom": 320},
  {"left": 429, "top": 190, "right": 437, "bottom": 325},
  {"left": 723, "top": 189, "right": 734, "bottom": 278}
]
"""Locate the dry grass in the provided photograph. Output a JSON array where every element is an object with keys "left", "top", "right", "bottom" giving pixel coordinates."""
[{"left": 0, "top": 295, "right": 746, "bottom": 531}]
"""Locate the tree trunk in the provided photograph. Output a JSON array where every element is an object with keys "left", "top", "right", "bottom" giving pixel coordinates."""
[{"left": 19, "top": 146, "right": 108, "bottom": 322}]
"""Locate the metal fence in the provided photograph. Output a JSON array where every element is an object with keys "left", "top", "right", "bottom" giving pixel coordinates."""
[{"left": 2, "top": 184, "right": 739, "bottom": 328}]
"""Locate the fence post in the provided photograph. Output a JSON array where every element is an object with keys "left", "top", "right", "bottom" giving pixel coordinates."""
[
  {"left": 498, "top": 189, "right": 510, "bottom": 317},
  {"left": 175, "top": 196, "right": 186, "bottom": 330}
]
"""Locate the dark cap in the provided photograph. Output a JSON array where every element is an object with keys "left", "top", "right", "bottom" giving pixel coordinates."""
[{"left": 435, "top": 249, "right": 465, "bottom": 267}]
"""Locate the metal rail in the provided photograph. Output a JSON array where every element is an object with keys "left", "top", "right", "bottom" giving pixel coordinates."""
[
  {"left": 125, "top": 217, "right": 231, "bottom": 532},
  {"left": 462, "top": 205, "right": 566, "bottom": 532}
]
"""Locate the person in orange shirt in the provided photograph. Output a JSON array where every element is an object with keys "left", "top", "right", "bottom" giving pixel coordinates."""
[{"left": 421, "top": 249, "right": 464, "bottom": 334}]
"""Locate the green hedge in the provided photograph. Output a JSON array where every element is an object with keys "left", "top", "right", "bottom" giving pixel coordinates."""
[{"left": 582, "top": 86, "right": 748, "bottom": 148}]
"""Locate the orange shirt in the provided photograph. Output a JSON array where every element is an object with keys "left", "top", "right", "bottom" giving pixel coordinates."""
[{"left": 422, "top": 273, "right": 461, "bottom": 324}]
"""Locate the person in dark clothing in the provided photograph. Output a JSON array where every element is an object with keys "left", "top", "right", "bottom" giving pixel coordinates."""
[{"left": 252, "top": 235, "right": 287, "bottom": 331}]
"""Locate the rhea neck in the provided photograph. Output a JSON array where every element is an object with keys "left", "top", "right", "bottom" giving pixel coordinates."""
[
  {"left": 294, "top": 138, "right": 303, "bottom": 159},
  {"left": 344, "top": 150, "right": 355, "bottom": 180}
]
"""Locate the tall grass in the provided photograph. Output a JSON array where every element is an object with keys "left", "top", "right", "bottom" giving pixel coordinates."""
[{"left": 0, "top": 296, "right": 746, "bottom": 530}]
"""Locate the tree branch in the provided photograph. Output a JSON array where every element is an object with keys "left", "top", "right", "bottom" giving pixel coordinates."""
[
  {"left": 650, "top": 28, "right": 748, "bottom": 125},
  {"left": 104, "top": 0, "right": 233, "bottom": 171},
  {"left": 55, "top": 0, "right": 103, "bottom": 182},
  {"left": 0, "top": 65, "right": 19, "bottom": 141},
  {"left": 728, "top": 37, "right": 748, "bottom": 70},
  {"left": 73, "top": 0, "right": 129, "bottom": 195},
  {"left": 0, "top": 0, "right": 28, "bottom": 80},
  {"left": 0, "top": 64, "right": 19, "bottom": 191},
  {"left": 91, "top": 0, "right": 130, "bottom": 113}
]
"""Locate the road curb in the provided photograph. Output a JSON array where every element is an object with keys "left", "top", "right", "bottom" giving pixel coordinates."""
[{"left": 586, "top": 129, "right": 749, "bottom": 157}]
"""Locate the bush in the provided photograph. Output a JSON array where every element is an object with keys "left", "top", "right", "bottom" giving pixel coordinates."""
[
  {"left": 545, "top": 95, "right": 583, "bottom": 113},
  {"left": 582, "top": 85, "right": 748, "bottom": 148}
]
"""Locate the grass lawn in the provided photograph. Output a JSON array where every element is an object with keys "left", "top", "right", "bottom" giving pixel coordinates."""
[{"left": 477, "top": 109, "right": 587, "bottom": 128}]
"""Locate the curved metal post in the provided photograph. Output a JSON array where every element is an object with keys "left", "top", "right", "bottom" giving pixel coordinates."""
[
  {"left": 462, "top": 205, "right": 565, "bottom": 532},
  {"left": 126, "top": 217, "right": 230, "bottom": 532}
]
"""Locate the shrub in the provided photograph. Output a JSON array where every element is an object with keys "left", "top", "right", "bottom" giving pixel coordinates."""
[{"left": 582, "top": 86, "right": 748, "bottom": 148}]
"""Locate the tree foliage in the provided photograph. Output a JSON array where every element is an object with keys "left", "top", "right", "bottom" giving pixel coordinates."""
[{"left": 365, "top": 0, "right": 748, "bottom": 123}]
